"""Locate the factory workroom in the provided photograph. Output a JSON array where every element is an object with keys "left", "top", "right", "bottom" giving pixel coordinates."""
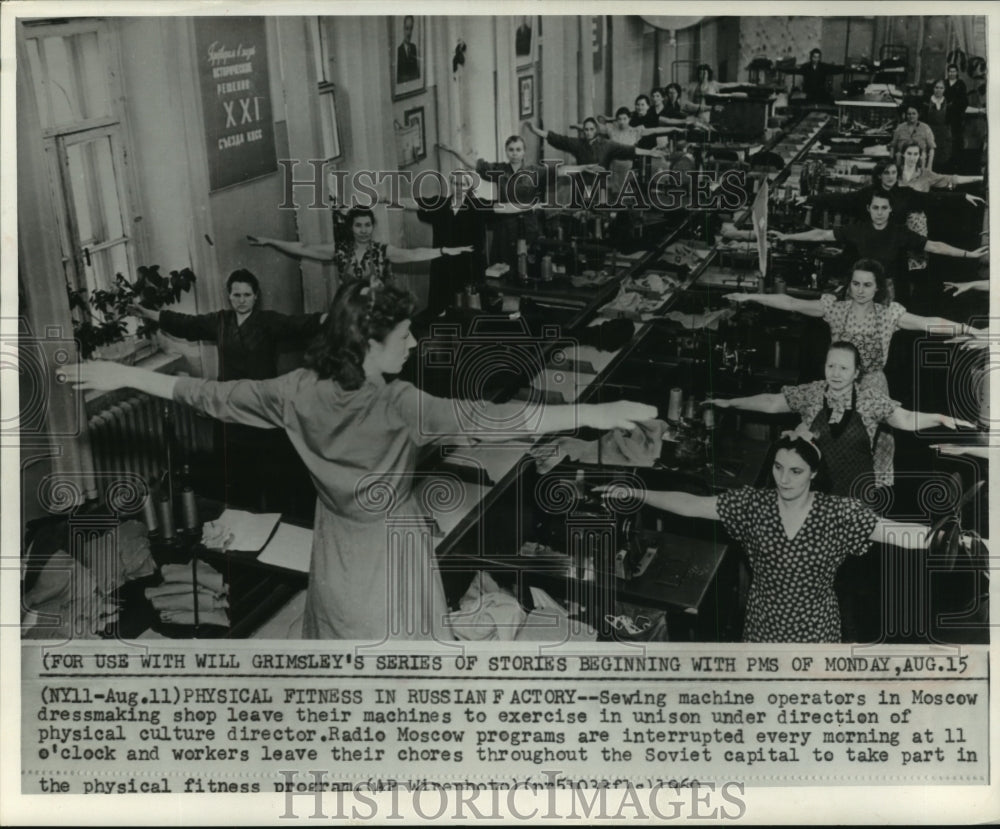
[{"left": 16, "top": 12, "right": 990, "bottom": 646}]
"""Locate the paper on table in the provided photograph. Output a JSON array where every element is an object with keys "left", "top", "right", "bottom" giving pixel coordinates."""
[
  {"left": 257, "top": 522, "right": 313, "bottom": 574},
  {"left": 206, "top": 509, "right": 281, "bottom": 552}
]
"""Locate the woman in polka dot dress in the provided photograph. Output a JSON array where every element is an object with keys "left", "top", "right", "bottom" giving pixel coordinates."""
[{"left": 599, "top": 435, "right": 932, "bottom": 643}]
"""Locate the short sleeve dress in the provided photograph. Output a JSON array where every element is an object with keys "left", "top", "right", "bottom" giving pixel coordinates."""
[
  {"left": 716, "top": 488, "right": 879, "bottom": 642},
  {"left": 174, "top": 370, "right": 533, "bottom": 641},
  {"left": 331, "top": 242, "right": 394, "bottom": 290},
  {"left": 819, "top": 295, "right": 907, "bottom": 486}
]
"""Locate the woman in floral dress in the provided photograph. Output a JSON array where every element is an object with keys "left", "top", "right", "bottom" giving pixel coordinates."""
[{"left": 727, "top": 259, "right": 985, "bottom": 485}]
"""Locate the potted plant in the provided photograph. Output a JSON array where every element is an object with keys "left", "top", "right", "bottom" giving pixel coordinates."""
[{"left": 67, "top": 266, "right": 196, "bottom": 360}]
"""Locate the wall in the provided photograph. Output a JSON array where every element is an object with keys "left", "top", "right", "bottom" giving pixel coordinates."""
[{"left": 738, "top": 16, "right": 824, "bottom": 78}]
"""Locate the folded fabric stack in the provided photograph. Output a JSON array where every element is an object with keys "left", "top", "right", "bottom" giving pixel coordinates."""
[
  {"left": 531, "top": 418, "right": 668, "bottom": 474},
  {"left": 447, "top": 573, "right": 596, "bottom": 642},
  {"left": 145, "top": 561, "right": 229, "bottom": 627}
]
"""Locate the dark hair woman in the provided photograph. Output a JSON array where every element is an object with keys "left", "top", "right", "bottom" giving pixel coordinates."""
[
  {"left": 129, "top": 267, "right": 328, "bottom": 514},
  {"left": 597, "top": 435, "right": 933, "bottom": 643},
  {"left": 69, "top": 282, "right": 656, "bottom": 641}
]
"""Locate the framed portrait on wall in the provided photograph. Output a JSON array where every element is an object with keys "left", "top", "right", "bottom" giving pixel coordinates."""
[
  {"left": 518, "top": 75, "right": 534, "bottom": 119},
  {"left": 390, "top": 15, "right": 425, "bottom": 99},
  {"left": 404, "top": 107, "right": 426, "bottom": 162},
  {"left": 514, "top": 15, "right": 535, "bottom": 68}
]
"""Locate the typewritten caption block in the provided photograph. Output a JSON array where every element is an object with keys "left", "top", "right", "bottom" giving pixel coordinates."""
[{"left": 21, "top": 644, "right": 988, "bottom": 792}]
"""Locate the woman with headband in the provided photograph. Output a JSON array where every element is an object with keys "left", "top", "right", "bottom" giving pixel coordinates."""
[{"left": 597, "top": 433, "right": 934, "bottom": 643}]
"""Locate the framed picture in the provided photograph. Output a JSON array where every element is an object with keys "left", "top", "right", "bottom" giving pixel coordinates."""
[
  {"left": 318, "top": 84, "right": 342, "bottom": 161},
  {"left": 518, "top": 75, "right": 534, "bottom": 119},
  {"left": 514, "top": 15, "right": 535, "bottom": 68},
  {"left": 403, "top": 106, "right": 426, "bottom": 164},
  {"left": 390, "top": 15, "right": 425, "bottom": 100}
]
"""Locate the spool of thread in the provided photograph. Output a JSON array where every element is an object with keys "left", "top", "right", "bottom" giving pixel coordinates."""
[
  {"left": 141, "top": 491, "right": 159, "bottom": 534},
  {"left": 540, "top": 255, "right": 553, "bottom": 282},
  {"left": 774, "top": 341, "right": 782, "bottom": 368},
  {"left": 157, "top": 494, "right": 175, "bottom": 540},
  {"left": 667, "top": 388, "right": 683, "bottom": 422},
  {"left": 703, "top": 404, "right": 716, "bottom": 429},
  {"left": 180, "top": 486, "right": 199, "bottom": 531},
  {"left": 683, "top": 398, "right": 696, "bottom": 421},
  {"left": 774, "top": 277, "right": 786, "bottom": 294}
]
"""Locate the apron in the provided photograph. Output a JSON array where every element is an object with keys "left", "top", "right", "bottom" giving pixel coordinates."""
[
  {"left": 809, "top": 386, "right": 874, "bottom": 499},
  {"left": 811, "top": 386, "right": 881, "bottom": 641}
]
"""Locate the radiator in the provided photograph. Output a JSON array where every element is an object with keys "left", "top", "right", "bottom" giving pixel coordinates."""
[{"left": 86, "top": 391, "right": 215, "bottom": 491}]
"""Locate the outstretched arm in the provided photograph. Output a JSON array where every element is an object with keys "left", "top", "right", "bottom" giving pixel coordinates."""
[
  {"left": 643, "top": 490, "right": 720, "bottom": 520},
  {"left": 923, "top": 240, "right": 989, "bottom": 259},
  {"left": 247, "top": 235, "right": 337, "bottom": 263},
  {"left": 436, "top": 142, "right": 476, "bottom": 169},
  {"left": 870, "top": 519, "right": 930, "bottom": 550},
  {"left": 705, "top": 393, "right": 791, "bottom": 414},
  {"left": 62, "top": 361, "right": 179, "bottom": 401},
  {"left": 885, "top": 407, "right": 975, "bottom": 432},
  {"left": 386, "top": 245, "right": 473, "bottom": 264},
  {"left": 897, "top": 312, "right": 986, "bottom": 339},
  {"left": 771, "top": 228, "right": 836, "bottom": 243},
  {"left": 724, "top": 292, "right": 826, "bottom": 318},
  {"left": 943, "top": 280, "right": 989, "bottom": 295}
]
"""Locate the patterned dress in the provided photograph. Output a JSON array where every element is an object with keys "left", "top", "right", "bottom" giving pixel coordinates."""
[
  {"left": 781, "top": 381, "right": 898, "bottom": 498},
  {"left": 332, "top": 242, "right": 394, "bottom": 290},
  {"left": 174, "top": 370, "right": 533, "bottom": 641},
  {"left": 820, "top": 295, "right": 907, "bottom": 485},
  {"left": 716, "top": 488, "right": 879, "bottom": 642}
]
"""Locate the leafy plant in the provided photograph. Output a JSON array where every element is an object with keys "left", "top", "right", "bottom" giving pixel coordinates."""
[{"left": 68, "top": 266, "right": 196, "bottom": 359}]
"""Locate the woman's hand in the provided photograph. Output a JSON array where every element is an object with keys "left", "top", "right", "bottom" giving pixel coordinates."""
[
  {"left": 795, "top": 195, "right": 809, "bottom": 206},
  {"left": 56, "top": 361, "right": 129, "bottom": 393},
  {"left": 443, "top": 246, "right": 474, "bottom": 256},
  {"left": 767, "top": 230, "right": 788, "bottom": 242},
  {"left": 724, "top": 292, "right": 756, "bottom": 304},
  {"left": 126, "top": 304, "right": 156, "bottom": 321},
  {"left": 702, "top": 398, "right": 731, "bottom": 409},
  {"left": 586, "top": 401, "right": 658, "bottom": 431},
  {"left": 943, "top": 281, "right": 986, "bottom": 295},
  {"left": 246, "top": 234, "right": 269, "bottom": 247},
  {"left": 967, "top": 246, "right": 989, "bottom": 259},
  {"left": 939, "top": 415, "right": 977, "bottom": 430},
  {"left": 965, "top": 194, "right": 986, "bottom": 207}
]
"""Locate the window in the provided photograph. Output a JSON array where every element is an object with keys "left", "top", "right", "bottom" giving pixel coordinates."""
[
  {"left": 26, "top": 20, "right": 137, "bottom": 295},
  {"left": 23, "top": 19, "right": 146, "bottom": 356},
  {"left": 310, "top": 18, "right": 342, "bottom": 163}
]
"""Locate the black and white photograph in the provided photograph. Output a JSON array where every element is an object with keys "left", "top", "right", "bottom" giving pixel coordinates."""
[
  {"left": 515, "top": 15, "right": 535, "bottom": 67},
  {"left": 518, "top": 74, "right": 534, "bottom": 118},
  {"left": 390, "top": 14, "right": 425, "bottom": 99},
  {"left": 403, "top": 105, "right": 426, "bottom": 162},
  {"left": 2, "top": 4, "right": 996, "bottom": 826}
]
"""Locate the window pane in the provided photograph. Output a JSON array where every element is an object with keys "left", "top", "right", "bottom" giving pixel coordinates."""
[
  {"left": 43, "top": 36, "right": 77, "bottom": 124},
  {"left": 86, "top": 242, "right": 131, "bottom": 296},
  {"left": 75, "top": 31, "right": 109, "bottom": 120},
  {"left": 35, "top": 30, "right": 111, "bottom": 127},
  {"left": 66, "top": 136, "right": 124, "bottom": 246}
]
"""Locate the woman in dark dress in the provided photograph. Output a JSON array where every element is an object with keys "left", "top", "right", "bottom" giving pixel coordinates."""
[
  {"left": 597, "top": 435, "right": 932, "bottom": 643},
  {"left": 130, "top": 269, "right": 326, "bottom": 514}
]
